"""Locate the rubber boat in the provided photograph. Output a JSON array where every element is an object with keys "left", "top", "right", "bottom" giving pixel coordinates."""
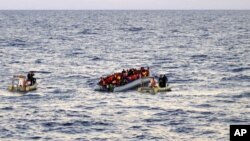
[
  {"left": 8, "top": 83, "right": 38, "bottom": 92},
  {"left": 94, "top": 77, "right": 151, "bottom": 92},
  {"left": 138, "top": 86, "right": 171, "bottom": 94}
]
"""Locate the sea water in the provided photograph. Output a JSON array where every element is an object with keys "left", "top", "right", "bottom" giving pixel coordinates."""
[{"left": 0, "top": 10, "right": 250, "bottom": 140}]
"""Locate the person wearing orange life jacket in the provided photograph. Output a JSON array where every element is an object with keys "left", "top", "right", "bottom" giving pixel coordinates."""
[
  {"left": 127, "top": 76, "right": 132, "bottom": 82},
  {"left": 112, "top": 79, "right": 117, "bottom": 85},
  {"left": 131, "top": 74, "right": 137, "bottom": 81},
  {"left": 140, "top": 66, "right": 149, "bottom": 77},
  {"left": 135, "top": 73, "right": 139, "bottom": 79},
  {"left": 142, "top": 67, "right": 149, "bottom": 77},
  {"left": 116, "top": 75, "right": 122, "bottom": 86},
  {"left": 142, "top": 70, "right": 147, "bottom": 77},
  {"left": 117, "top": 74, "right": 121, "bottom": 80},
  {"left": 107, "top": 76, "right": 113, "bottom": 84}
]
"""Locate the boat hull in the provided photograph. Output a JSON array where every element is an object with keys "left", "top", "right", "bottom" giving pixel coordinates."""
[
  {"left": 94, "top": 77, "right": 151, "bottom": 92},
  {"left": 8, "top": 83, "right": 38, "bottom": 92},
  {"left": 138, "top": 86, "right": 171, "bottom": 94}
]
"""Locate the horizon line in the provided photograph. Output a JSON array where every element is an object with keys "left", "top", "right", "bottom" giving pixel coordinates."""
[{"left": 0, "top": 9, "right": 250, "bottom": 11}]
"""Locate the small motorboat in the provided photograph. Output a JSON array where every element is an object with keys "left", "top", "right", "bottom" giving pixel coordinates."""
[
  {"left": 8, "top": 83, "right": 38, "bottom": 92},
  {"left": 8, "top": 75, "right": 38, "bottom": 92},
  {"left": 138, "top": 86, "right": 171, "bottom": 94}
]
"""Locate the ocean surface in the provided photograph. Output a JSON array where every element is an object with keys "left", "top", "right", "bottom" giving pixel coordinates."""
[{"left": 0, "top": 10, "right": 249, "bottom": 141}]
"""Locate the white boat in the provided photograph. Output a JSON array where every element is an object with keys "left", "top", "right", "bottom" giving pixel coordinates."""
[
  {"left": 94, "top": 77, "right": 151, "bottom": 92},
  {"left": 114, "top": 77, "right": 151, "bottom": 92}
]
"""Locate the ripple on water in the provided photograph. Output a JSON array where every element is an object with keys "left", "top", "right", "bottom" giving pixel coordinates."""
[
  {"left": 231, "top": 67, "right": 250, "bottom": 72},
  {"left": 194, "top": 103, "right": 214, "bottom": 108},
  {"left": 171, "top": 127, "right": 194, "bottom": 134},
  {"left": 42, "top": 120, "right": 112, "bottom": 130},
  {"left": 28, "top": 136, "right": 42, "bottom": 140},
  {"left": 154, "top": 109, "right": 187, "bottom": 116},
  {"left": 232, "top": 92, "right": 250, "bottom": 99},
  {"left": 221, "top": 75, "right": 250, "bottom": 82},
  {"left": 1, "top": 106, "right": 14, "bottom": 111},
  {"left": 51, "top": 88, "right": 76, "bottom": 94}
]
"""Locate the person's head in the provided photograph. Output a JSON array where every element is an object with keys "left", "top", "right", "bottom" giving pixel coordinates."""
[{"left": 160, "top": 74, "right": 163, "bottom": 77}]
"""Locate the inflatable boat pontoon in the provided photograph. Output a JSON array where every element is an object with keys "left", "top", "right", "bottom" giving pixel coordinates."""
[{"left": 94, "top": 77, "right": 151, "bottom": 92}]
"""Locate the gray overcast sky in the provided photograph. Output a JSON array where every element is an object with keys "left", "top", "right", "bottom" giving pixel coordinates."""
[{"left": 0, "top": 0, "right": 250, "bottom": 10}]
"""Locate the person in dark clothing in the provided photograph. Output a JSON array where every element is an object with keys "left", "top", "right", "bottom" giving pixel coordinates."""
[
  {"left": 27, "top": 72, "right": 32, "bottom": 80},
  {"left": 27, "top": 72, "right": 32, "bottom": 86},
  {"left": 128, "top": 69, "right": 133, "bottom": 76},
  {"left": 122, "top": 69, "right": 126, "bottom": 74},
  {"left": 29, "top": 72, "right": 36, "bottom": 85},
  {"left": 162, "top": 75, "right": 168, "bottom": 87},
  {"left": 158, "top": 75, "right": 164, "bottom": 88},
  {"left": 120, "top": 78, "right": 128, "bottom": 85},
  {"left": 107, "top": 84, "right": 114, "bottom": 92}
]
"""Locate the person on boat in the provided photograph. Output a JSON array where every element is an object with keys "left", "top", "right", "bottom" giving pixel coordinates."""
[
  {"left": 162, "top": 75, "right": 168, "bottom": 87},
  {"left": 149, "top": 77, "right": 157, "bottom": 88},
  {"left": 131, "top": 74, "right": 138, "bottom": 81},
  {"left": 141, "top": 70, "right": 146, "bottom": 77},
  {"left": 30, "top": 72, "right": 36, "bottom": 85},
  {"left": 121, "top": 78, "right": 128, "bottom": 85},
  {"left": 122, "top": 69, "right": 126, "bottom": 74},
  {"left": 140, "top": 67, "right": 144, "bottom": 75},
  {"left": 18, "top": 75, "right": 26, "bottom": 87},
  {"left": 107, "top": 84, "right": 114, "bottom": 92},
  {"left": 128, "top": 69, "right": 133, "bottom": 76},
  {"left": 106, "top": 76, "right": 113, "bottom": 84},
  {"left": 158, "top": 75, "right": 164, "bottom": 88},
  {"left": 140, "top": 67, "right": 149, "bottom": 77},
  {"left": 146, "top": 67, "right": 150, "bottom": 76},
  {"left": 99, "top": 77, "right": 106, "bottom": 86},
  {"left": 27, "top": 72, "right": 32, "bottom": 86},
  {"left": 122, "top": 70, "right": 127, "bottom": 79},
  {"left": 116, "top": 74, "right": 122, "bottom": 86}
]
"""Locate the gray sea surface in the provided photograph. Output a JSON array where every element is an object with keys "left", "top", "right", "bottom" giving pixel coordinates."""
[{"left": 0, "top": 10, "right": 250, "bottom": 140}]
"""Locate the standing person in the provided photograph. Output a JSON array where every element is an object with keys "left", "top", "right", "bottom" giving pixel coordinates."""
[
  {"left": 18, "top": 75, "right": 26, "bottom": 87},
  {"left": 27, "top": 72, "right": 32, "bottom": 86},
  {"left": 122, "top": 69, "right": 126, "bottom": 74},
  {"left": 147, "top": 67, "right": 150, "bottom": 76},
  {"left": 149, "top": 78, "right": 157, "bottom": 88},
  {"left": 158, "top": 75, "right": 163, "bottom": 88},
  {"left": 30, "top": 72, "right": 36, "bottom": 85},
  {"left": 162, "top": 75, "right": 168, "bottom": 87}
]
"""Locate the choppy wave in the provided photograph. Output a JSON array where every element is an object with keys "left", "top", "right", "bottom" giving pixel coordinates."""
[{"left": 78, "top": 29, "right": 98, "bottom": 35}]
